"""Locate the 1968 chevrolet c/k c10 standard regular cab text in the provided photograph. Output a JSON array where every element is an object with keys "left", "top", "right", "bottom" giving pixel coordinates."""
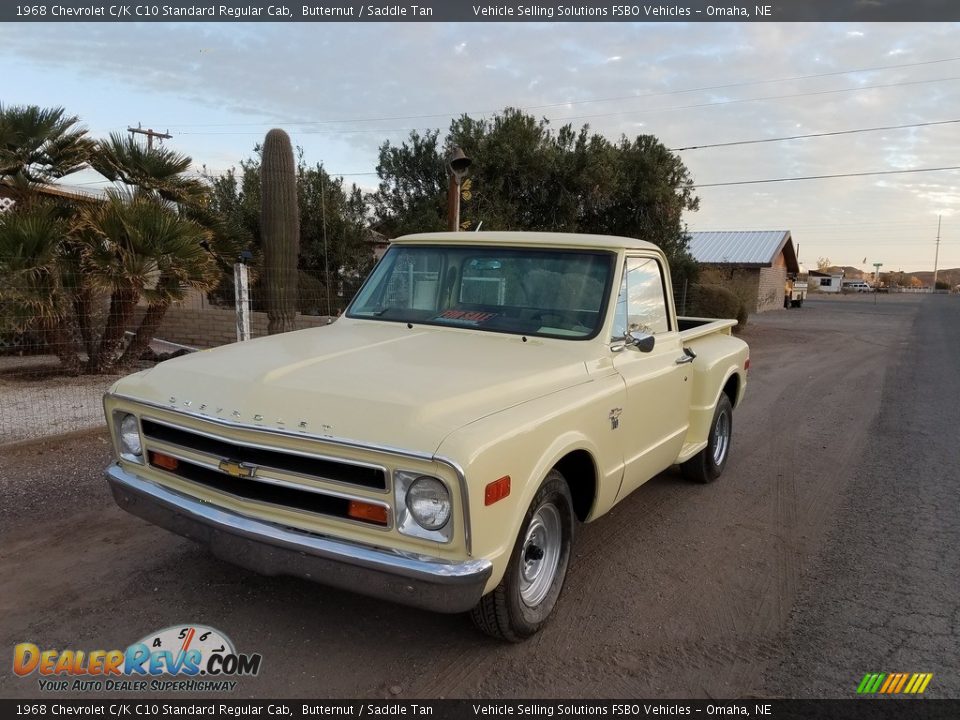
[{"left": 104, "top": 232, "right": 749, "bottom": 641}]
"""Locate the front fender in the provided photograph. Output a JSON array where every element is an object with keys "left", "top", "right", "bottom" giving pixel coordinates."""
[{"left": 436, "top": 374, "right": 626, "bottom": 592}]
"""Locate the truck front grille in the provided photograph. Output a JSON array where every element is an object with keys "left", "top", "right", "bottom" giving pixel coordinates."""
[
  {"left": 140, "top": 419, "right": 388, "bottom": 491},
  {"left": 145, "top": 452, "right": 388, "bottom": 525}
]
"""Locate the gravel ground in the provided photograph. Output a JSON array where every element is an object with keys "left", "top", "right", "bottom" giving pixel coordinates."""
[
  {"left": 763, "top": 294, "right": 960, "bottom": 697},
  {"left": 0, "top": 294, "right": 957, "bottom": 700}
]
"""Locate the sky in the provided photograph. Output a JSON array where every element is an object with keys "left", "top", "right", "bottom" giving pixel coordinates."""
[{"left": 2, "top": 21, "right": 959, "bottom": 273}]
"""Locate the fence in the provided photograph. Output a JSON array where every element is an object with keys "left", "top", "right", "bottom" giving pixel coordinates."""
[
  {"left": 0, "top": 264, "right": 339, "bottom": 445},
  {"left": 0, "top": 265, "right": 728, "bottom": 446}
]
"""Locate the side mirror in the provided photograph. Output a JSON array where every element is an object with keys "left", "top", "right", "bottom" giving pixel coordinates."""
[{"left": 626, "top": 330, "right": 655, "bottom": 353}]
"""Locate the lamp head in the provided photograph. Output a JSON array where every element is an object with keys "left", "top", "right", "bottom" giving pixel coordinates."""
[{"left": 447, "top": 146, "right": 472, "bottom": 178}]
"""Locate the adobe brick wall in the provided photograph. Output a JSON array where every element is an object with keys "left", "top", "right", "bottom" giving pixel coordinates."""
[
  {"left": 757, "top": 265, "right": 787, "bottom": 313},
  {"left": 134, "top": 306, "right": 334, "bottom": 349}
]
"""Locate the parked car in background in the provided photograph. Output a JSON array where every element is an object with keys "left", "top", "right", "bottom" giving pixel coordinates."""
[
  {"left": 842, "top": 280, "right": 873, "bottom": 293},
  {"left": 785, "top": 264, "right": 809, "bottom": 307}
]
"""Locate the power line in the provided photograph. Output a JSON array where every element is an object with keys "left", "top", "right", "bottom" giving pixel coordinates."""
[
  {"left": 174, "top": 75, "right": 960, "bottom": 137},
  {"left": 160, "top": 55, "right": 960, "bottom": 129},
  {"left": 694, "top": 165, "right": 960, "bottom": 188},
  {"left": 670, "top": 118, "right": 960, "bottom": 152},
  {"left": 553, "top": 75, "right": 960, "bottom": 124}
]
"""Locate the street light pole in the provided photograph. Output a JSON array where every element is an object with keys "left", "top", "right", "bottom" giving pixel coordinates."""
[
  {"left": 933, "top": 215, "right": 941, "bottom": 290},
  {"left": 873, "top": 262, "right": 882, "bottom": 305},
  {"left": 446, "top": 146, "right": 472, "bottom": 232}
]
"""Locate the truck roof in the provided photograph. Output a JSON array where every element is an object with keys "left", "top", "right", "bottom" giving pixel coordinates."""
[{"left": 394, "top": 231, "right": 661, "bottom": 252}]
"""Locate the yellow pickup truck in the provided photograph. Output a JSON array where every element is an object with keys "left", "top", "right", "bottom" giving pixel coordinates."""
[{"left": 104, "top": 232, "right": 749, "bottom": 641}]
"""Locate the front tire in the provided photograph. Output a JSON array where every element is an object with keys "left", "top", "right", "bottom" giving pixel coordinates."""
[
  {"left": 470, "top": 470, "right": 575, "bottom": 642},
  {"left": 681, "top": 393, "right": 733, "bottom": 484}
]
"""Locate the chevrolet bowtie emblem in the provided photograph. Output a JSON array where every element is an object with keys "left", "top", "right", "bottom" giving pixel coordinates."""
[{"left": 218, "top": 459, "right": 257, "bottom": 478}]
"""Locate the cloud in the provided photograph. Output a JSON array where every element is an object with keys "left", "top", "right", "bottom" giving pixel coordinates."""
[{"left": 2, "top": 22, "right": 958, "bottom": 268}]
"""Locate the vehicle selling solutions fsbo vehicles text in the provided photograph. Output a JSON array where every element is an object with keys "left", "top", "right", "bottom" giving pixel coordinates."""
[{"left": 471, "top": 6, "right": 770, "bottom": 18}]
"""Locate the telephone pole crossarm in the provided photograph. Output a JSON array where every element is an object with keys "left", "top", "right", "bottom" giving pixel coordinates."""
[{"left": 127, "top": 125, "right": 172, "bottom": 151}]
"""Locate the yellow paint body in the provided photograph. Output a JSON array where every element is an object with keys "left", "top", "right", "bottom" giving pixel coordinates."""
[{"left": 104, "top": 232, "right": 749, "bottom": 597}]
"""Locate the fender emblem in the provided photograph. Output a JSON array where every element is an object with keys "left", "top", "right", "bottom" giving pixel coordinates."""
[
  {"left": 609, "top": 408, "right": 622, "bottom": 430},
  {"left": 218, "top": 460, "right": 257, "bottom": 478}
]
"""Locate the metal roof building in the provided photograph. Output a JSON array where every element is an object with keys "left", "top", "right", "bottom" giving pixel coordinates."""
[
  {"left": 687, "top": 230, "right": 799, "bottom": 272},
  {"left": 686, "top": 230, "right": 800, "bottom": 313}
]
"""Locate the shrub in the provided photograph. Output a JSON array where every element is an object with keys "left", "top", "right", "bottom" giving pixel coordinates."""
[{"left": 690, "top": 283, "right": 741, "bottom": 321}]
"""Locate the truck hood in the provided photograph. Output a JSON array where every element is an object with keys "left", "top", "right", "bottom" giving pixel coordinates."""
[{"left": 113, "top": 319, "right": 593, "bottom": 455}]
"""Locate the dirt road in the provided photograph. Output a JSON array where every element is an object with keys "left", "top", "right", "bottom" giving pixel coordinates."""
[{"left": 2, "top": 294, "right": 957, "bottom": 699}]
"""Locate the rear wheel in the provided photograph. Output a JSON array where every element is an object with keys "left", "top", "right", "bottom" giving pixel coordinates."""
[
  {"left": 470, "top": 470, "right": 574, "bottom": 642},
  {"left": 681, "top": 393, "right": 733, "bottom": 484}
]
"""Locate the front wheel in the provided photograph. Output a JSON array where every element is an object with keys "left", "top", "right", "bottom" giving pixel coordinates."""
[
  {"left": 681, "top": 393, "right": 733, "bottom": 484},
  {"left": 470, "top": 470, "right": 574, "bottom": 642}
]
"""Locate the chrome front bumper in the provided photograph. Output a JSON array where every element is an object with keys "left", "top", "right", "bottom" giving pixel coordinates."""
[{"left": 106, "top": 464, "right": 491, "bottom": 613}]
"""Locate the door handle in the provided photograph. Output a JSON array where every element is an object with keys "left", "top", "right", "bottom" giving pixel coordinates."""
[{"left": 675, "top": 347, "right": 697, "bottom": 364}]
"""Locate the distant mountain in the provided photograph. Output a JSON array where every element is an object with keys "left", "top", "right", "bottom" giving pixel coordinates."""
[
  {"left": 904, "top": 268, "right": 960, "bottom": 288},
  {"left": 823, "top": 266, "right": 865, "bottom": 278}
]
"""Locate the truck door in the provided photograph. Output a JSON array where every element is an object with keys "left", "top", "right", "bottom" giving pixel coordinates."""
[{"left": 611, "top": 255, "right": 693, "bottom": 500}]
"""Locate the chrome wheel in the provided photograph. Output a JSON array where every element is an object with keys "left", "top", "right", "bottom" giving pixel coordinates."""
[
  {"left": 712, "top": 410, "right": 730, "bottom": 465},
  {"left": 519, "top": 503, "right": 562, "bottom": 607}
]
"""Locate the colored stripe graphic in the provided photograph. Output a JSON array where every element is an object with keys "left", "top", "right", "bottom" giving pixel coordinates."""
[
  {"left": 893, "top": 673, "right": 909, "bottom": 693},
  {"left": 879, "top": 674, "right": 895, "bottom": 693},
  {"left": 857, "top": 672, "right": 932, "bottom": 694}
]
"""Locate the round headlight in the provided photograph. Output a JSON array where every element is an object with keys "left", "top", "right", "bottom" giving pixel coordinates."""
[
  {"left": 119, "top": 414, "right": 142, "bottom": 457},
  {"left": 405, "top": 476, "right": 451, "bottom": 530}
]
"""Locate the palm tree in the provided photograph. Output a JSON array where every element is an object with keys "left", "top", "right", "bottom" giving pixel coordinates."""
[
  {"left": 80, "top": 191, "right": 216, "bottom": 373},
  {"left": 2, "top": 106, "right": 239, "bottom": 374},
  {"left": 0, "top": 105, "right": 92, "bottom": 371},
  {"left": 0, "top": 204, "right": 83, "bottom": 374},
  {"left": 0, "top": 104, "right": 93, "bottom": 202},
  {"left": 91, "top": 133, "right": 208, "bottom": 207}
]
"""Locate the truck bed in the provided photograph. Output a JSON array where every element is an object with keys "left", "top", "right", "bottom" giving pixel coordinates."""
[{"left": 677, "top": 316, "right": 738, "bottom": 342}]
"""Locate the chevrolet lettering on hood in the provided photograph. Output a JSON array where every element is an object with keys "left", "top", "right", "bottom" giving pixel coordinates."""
[{"left": 103, "top": 232, "right": 749, "bottom": 642}]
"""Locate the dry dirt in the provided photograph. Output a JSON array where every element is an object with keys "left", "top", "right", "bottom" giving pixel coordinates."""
[{"left": 0, "top": 294, "right": 957, "bottom": 699}]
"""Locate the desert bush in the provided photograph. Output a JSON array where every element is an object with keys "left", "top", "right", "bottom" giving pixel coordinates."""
[{"left": 690, "top": 283, "right": 741, "bottom": 320}]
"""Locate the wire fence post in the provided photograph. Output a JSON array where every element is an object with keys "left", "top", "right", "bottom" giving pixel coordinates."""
[
  {"left": 681, "top": 278, "right": 688, "bottom": 316},
  {"left": 234, "top": 262, "right": 251, "bottom": 342}
]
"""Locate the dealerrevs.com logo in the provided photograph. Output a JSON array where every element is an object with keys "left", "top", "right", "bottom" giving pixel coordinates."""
[{"left": 13, "top": 624, "right": 262, "bottom": 692}]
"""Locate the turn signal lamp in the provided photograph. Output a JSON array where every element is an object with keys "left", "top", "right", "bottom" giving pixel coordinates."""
[
  {"left": 348, "top": 500, "right": 389, "bottom": 526},
  {"left": 485, "top": 475, "right": 511, "bottom": 506},
  {"left": 149, "top": 451, "right": 179, "bottom": 472}
]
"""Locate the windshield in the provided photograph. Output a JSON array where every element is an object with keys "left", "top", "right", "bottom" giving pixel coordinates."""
[{"left": 347, "top": 245, "right": 615, "bottom": 339}]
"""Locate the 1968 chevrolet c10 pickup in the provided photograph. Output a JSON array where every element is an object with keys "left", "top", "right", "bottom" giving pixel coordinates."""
[{"left": 104, "top": 232, "right": 749, "bottom": 641}]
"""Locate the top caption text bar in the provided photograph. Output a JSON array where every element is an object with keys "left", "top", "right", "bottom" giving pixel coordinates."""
[{"left": 5, "top": 0, "right": 960, "bottom": 23}]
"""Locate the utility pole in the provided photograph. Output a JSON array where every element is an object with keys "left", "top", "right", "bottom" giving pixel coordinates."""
[
  {"left": 127, "top": 123, "right": 172, "bottom": 150},
  {"left": 933, "top": 215, "right": 942, "bottom": 290}
]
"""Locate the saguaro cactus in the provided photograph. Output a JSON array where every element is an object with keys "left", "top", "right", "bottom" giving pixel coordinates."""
[{"left": 261, "top": 128, "right": 300, "bottom": 335}]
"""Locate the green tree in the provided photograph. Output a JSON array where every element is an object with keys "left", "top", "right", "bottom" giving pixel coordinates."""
[
  {"left": 374, "top": 108, "right": 700, "bottom": 281},
  {"left": 369, "top": 130, "right": 447, "bottom": 237},
  {"left": 207, "top": 147, "right": 374, "bottom": 315}
]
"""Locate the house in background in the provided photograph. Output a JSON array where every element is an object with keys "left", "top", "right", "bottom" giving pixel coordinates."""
[
  {"left": 686, "top": 230, "right": 800, "bottom": 313},
  {"left": 0, "top": 181, "right": 107, "bottom": 213},
  {"left": 808, "top": 269, "right": 844, "bottom": 293}
]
